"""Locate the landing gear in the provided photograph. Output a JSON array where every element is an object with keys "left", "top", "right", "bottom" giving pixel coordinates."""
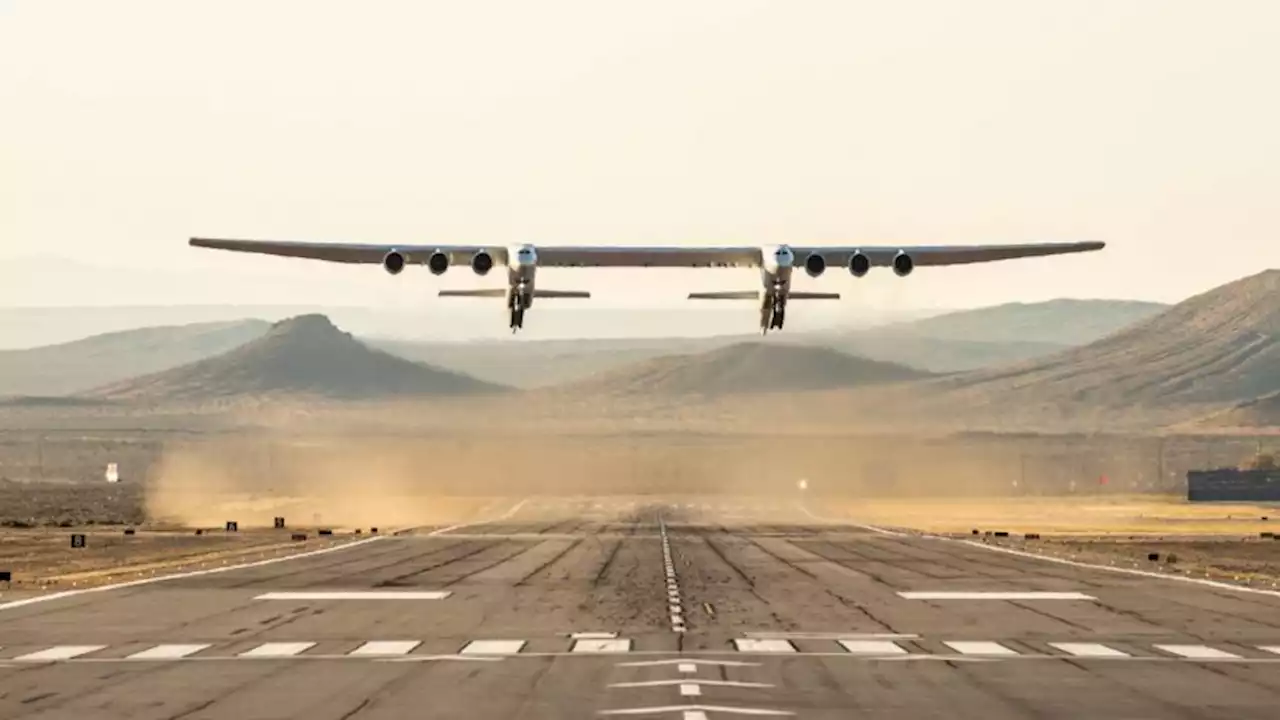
[
  {"left": 759, "top": 297, "right": 786, "bottom": 334},
  {"left": 508, "top": 293, "right": 526, "bottom": 332}
]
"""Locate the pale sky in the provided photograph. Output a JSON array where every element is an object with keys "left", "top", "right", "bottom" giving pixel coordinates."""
[{"left": 3, "top": 1, "right": 1279, "bottom": 333}]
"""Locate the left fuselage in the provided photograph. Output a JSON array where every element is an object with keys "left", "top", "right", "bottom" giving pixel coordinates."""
[{"left": 506, "top": 244, "right": 538, "bottom": 305}]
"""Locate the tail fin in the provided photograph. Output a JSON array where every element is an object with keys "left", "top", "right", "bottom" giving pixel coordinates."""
[
  {"left": 688, "top": 290, "right": 760, "bottom": 300},
  {"left": 534, "top": 289, "right": 590, "bottom": 299},
  {"left": 438, "top": 289, "right": 506, "bottom": 298}
]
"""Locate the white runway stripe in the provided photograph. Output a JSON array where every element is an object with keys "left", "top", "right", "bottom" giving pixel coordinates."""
[
  {"left": 460, "top": 640, "right": 526, "bottom": 655},
  {"left": 899, "top": 592, "right": 1096, "bottom": 601},
  {"left": 1049, "top": 642, "right": 1130, "bottom": 658},
  {"left": 572, "top": 639, "right": 631, "bottom": 653},
  {"left": 943, "top": 641, "right": 1019, "bottom": 656},
  {"left": 16, "top": 645, "right": 107, "bottom": 661},
  {"left": 255, "top": 591, "right": 450, "bottom": 601},
  {"left": 349, "top": 641, "right": 421, "bottom": 656},
  {"left": 1259, "top": 646, "right": 1280, "bottom": 656},
  {"left": 238, "top": 642, "right": 316, "bottom": 658},
  {"left": 1154, "top": 644, "right": 1241, "bottom": 660},
  {"left": 732, "top": 639, "right": 796, "bottom": 653},
  {"left": 839, "top": 640, "right": 907, "bottom": 655},
  {"left": 127, "top": 644, "right": 212, "bottom": 660}
]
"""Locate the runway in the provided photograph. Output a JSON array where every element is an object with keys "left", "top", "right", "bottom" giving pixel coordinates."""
[{"left": 2, "top": 496, "right": 1279, "bottom": 719}]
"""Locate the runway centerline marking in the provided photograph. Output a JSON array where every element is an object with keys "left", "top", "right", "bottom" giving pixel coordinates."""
[
  {"left": 898, "top": 591, "right": 1096, "bottom": 601},
  {"left": 253, "top": 591, "right": 450, "bottom": 601}
]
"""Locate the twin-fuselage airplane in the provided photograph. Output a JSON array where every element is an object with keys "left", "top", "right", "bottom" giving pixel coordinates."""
[{"left": 188, "top": 238, "right": 1105, "bottom": 333}]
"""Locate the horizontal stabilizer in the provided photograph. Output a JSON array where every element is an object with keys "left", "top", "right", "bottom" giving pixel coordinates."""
[
  {"left": 688, "top": 290, "right": 760, "bottom": 300},
  {"left": 534, "top": 289, "right": 590, "bottom": 299},
  {"left": 788, "top": 291, "right": 841, "bottom": 300},
  {"left": 438, "top": 289, "right": 507, "bottom": 298}
]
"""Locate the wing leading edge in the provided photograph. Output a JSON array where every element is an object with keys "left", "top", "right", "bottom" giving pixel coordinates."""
[{"left": 189, "top": 238, "right": 1104, "bottom": 269}]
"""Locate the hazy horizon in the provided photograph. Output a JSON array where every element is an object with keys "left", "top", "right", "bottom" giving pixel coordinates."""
[{"left": 5, "top": 1, "right": 1277, "bottom": 336}]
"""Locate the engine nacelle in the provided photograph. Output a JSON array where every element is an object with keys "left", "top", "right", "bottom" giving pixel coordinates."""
[
  {"left": 803, "top": 253, "right": 826, "bottom": 278},
  {"left": 427, "top": 250, "right": 450, "bottom": 275},
  {"left": 893, "top": 251, "right": 914, "bottom": 277},
  {"left": 471, "top": 250, "right": 494, "bottom": 276},
  {"left": 848, "top": 251, "right": 870, "bottom": 277},
  {"left": 382, "top": 250, "right": 406, "bottom": 275}
]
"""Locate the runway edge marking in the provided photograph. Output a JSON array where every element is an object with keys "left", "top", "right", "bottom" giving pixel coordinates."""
[
  {"left": 0, "top": 498, "right": 530, "bottom": 612},
  {"left": 798, "top": 502, "right": 1280, "bottom": 601}
]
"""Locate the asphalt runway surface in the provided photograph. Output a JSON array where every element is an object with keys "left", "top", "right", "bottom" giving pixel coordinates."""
[{"left": 2, "top": 496, "right": 1280, "bottom": 719}]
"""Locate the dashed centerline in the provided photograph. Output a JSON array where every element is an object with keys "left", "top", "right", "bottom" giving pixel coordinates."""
[{"left": 660, "top": 516, "right": 685, "bottom": 634}]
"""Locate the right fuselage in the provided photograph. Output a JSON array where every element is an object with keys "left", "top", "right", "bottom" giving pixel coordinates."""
[{"left": 759, "top": 244, "right": 796, "bottom": 332}]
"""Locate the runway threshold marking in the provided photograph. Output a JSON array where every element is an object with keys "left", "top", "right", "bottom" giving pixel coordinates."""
[
  {"left": 731, "top": 639, "right": 795, "bottom": 653},
  {"left": 598, "top": 705, "right": 793, "bottom": 717},
  {"left": 1154, "top": 644, "right": 1242, "bottom": 660},
  {"left": 349, "top": 641, "right": 422, "bottom": 656},
  {"left": 0, "top": 498, "right": 530, "bottom": 613},
  {"left": 126, "top": 644, "right": 212, "bottom": 660},
  {"left": 942, "top": 641, "right": 1019, "bottom": 656},
  {"left": 14, "top": 645, "right": 106, "bottom": 661},
  {"left": 839, "top": 640, "right": 907, "bottom": 655},
  {"left": 898, "top": 591, "right": 1096, "bottom": 601},
  {"left": 1049, "top": 643, "right": 1130, "bottom": 658},
  {"left": 573, "top": 639, "right": 632, "bottom": 653},
  {"left": 253, "top": 591, "right": 451, "bottom": 601},
  {"left": 460, "top": 640, "right": 527, "bottom": 655},
  {"left": 237, "top": 642, "right": 316, "bottom": 658}
]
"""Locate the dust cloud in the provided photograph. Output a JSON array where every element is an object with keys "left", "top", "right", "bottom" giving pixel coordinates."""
[{"left": 142, "top": 420, "right": 1195, "bottom": 530}]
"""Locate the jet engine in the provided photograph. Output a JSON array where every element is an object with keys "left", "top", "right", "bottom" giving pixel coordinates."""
[
  {"left": 804, "top": 253, "right": 826, "bottom": 278},
  {"left": 471, "top": 250, "right": 494, "bottom": 276},
  {"left": 427, "top": 250, "right": 450, "bottom": 275},
  {"left": 382, "top": 250, "right": 406, "bottom": 275},
  {"left": 892, "top": 251, "right": 914, "bottom": 277},
  {"left": 848, "top": 251, "right": 870, "bottom": 277}
]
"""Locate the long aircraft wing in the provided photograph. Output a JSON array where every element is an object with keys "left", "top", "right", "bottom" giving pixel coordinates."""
[
  {"left": 189, "top": 238, "right": 1103, "bottom": 268},
  {"left": 788, "top": 241, "right": 1105, "bottom": 268},
  {"left": 188, "top": 238, "right": 507, "bottom": 266}
]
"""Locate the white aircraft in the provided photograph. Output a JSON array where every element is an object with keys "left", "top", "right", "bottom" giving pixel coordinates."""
[{"left": 189, "top": 238, "right": 1104, "bottom": 333}]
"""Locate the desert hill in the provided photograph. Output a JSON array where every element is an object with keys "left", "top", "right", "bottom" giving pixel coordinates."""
[
  {"left": 937, "top": 269, "right": 1280, "bottom": 411},
  {"left": 87, "top": 314, "right": 507, "bottom": 401},
  {"left": 1193, "top": 391, "right": 1280, "bottom": 429},
  {"left": 551, "top": 341, "right": 931, "bottom": 397},
  {"left": 0, "top": 320, "right": 271, "bottom": 396},
  {"left": 864, "top": 298, "right": 1168, "bottom": 346},
  {"left": 374, "top": 298, "right": 1162, "bottom": 386}
]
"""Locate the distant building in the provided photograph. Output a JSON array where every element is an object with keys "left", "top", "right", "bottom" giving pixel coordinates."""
[{"left": 1187, "top": 468, "right": 1280, "bottom": 502}]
